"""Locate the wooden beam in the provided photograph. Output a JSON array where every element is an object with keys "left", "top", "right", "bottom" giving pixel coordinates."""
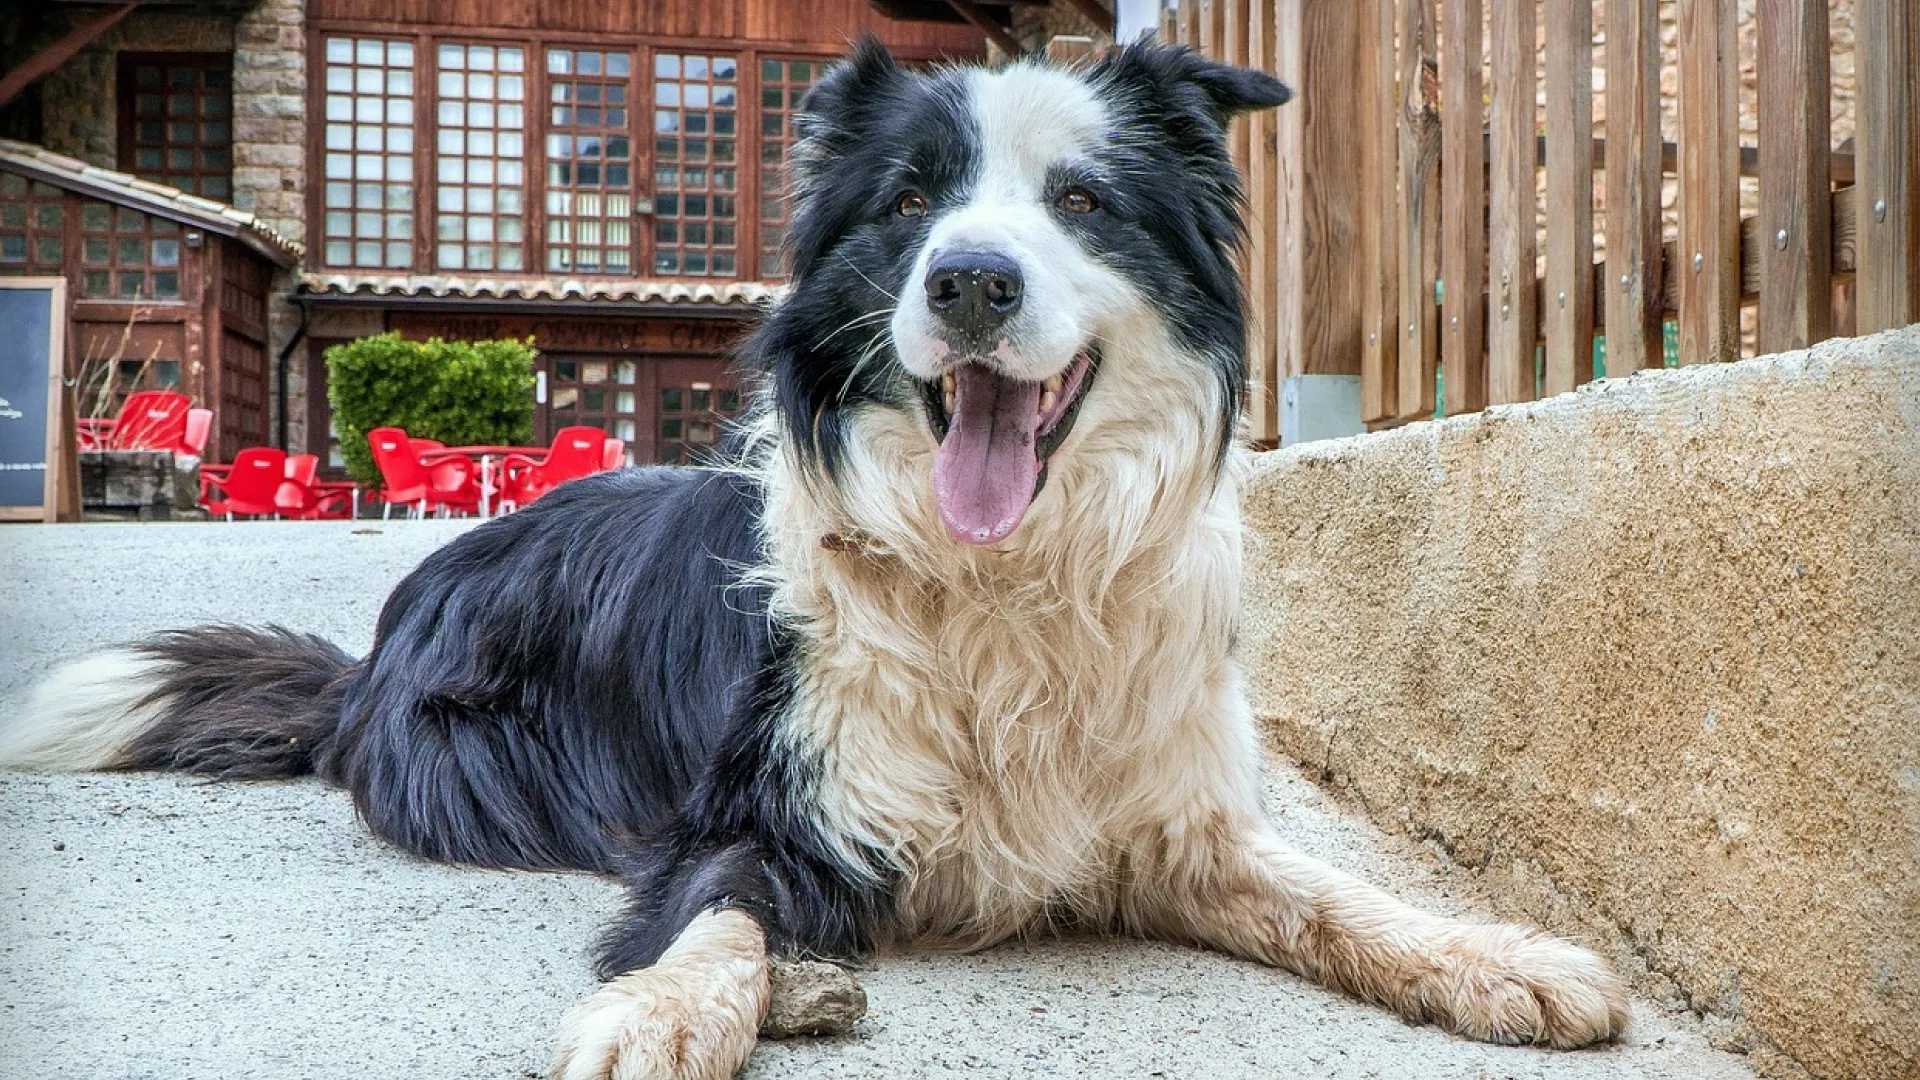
[
  {"left": 1677, "top": 0, "right": 1741, "bottom": 364},
  {"left": 1856, "top": 0, "right": 1918, "bottom": 330},
  {"left": 0, "top": 3, "right": 142, "bottom": 110},
  {"left": 1604, "top": 0, "right": 1664, "bottom": 376},
  {"left": 1441, "top": 0, "right": 1486, "bottom": 412},
  {"left": 1395, "top": 0, "right": 1441, "bottom": 420},
  {"left": 1060, "top": 0, "right": 1116, "bottom": 36},
  {"left": 1488, "top": 0, "right": 1538, "bottom": 402},
  {"left": 1756, "top": 0, "right": 1832, "bottom": 352},
  {"left": 945, "top": 0, "right": 1026, "bottom": 57},
  {"left": 1542, "top": 0, "right": 1596, "bottom": 395}
]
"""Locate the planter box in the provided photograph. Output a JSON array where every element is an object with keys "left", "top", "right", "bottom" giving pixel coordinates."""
[{"left": 80, "top": 450, "right": 199, "bottom": 521}]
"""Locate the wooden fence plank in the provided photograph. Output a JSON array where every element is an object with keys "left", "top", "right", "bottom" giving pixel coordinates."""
[
  {"left": 1441, "top": 0, "right": 1486, "bottom": 412},
  {"left": 1245, "top": 0, "right": 1280, "bottom": 441},
  {"left": 1604, "top": 0, "right": 1664, "bottom": 376},
  {"left": 1757, "top": 0, "right": 1832, "bottom": 353},
  {"left": 1198, "top": 0, "right": 1219, "bottom": 58},
  {"left": 1396, "top": 0, "right": 1441, "bottom": 419},
  {"left": 1678, "top": 0, "right": 1741, "bottom": 364},
  {"left": 1543, "top": 0, "right": 1595, "bottom": 395},
  {"left": 1488, "top": 0, "right": 1538, "bottom": 403},
  {"left": 1180, "top": 0, "right": 1200, "bottom": 47},
  {"left": 1360, "top": 0, "right": 1399, "bottom": 423},
  {"left": 1856, "top": 0, "right": 1918, "bottom": 331},
  {"left": 1161, "top": 1, "right": 1178, "bottom": 44}
]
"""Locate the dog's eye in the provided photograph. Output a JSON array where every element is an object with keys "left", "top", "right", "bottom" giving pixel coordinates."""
[
  {"left": 1056, "top": 188, "right": 1098, "bottom": 214},
  {"left": 895, "top": 191, "right": 929, "bottom": 218}
]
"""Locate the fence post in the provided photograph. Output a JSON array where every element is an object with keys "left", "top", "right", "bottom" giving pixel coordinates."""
[
  {"left": 1245, "top": 0, "right": 1282, "bottom": 440},
  {"left": 1678, "top": 0, "right": 1741, "bottom": 364},
  {"left": 1543, "top": 0, "right": 1596, "bottom": 395},
  {"left": 1441, "top": 0, "right": 1487, "bottom": 412},
  {"left": 1360, "top": 0, "right": 1400, "bottom": 425},
  {"left": 1756, "top": 0, "right": 1832, "bottom": 353},
  {"left": 1397, "top": 0, "right": 1441, "bottom": 420},
  {"left": 1273, "top": 0, "right": 1368, "bottom": 444},
  {"left": 1856, "top": 0, "right": 1919, "bottom": 332},
  {"left": 1604, "top": 0, "right": 1665, "bottom": 376},
  {"left": 1488, "top": 0, "right": 1537, "bottom": 403}
]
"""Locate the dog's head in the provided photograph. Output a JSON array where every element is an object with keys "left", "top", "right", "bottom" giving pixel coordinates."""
[{"left": 755, "top": 38, "right": 1290, "bottom": 548}]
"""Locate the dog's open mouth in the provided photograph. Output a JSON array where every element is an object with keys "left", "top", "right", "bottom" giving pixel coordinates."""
[{"left": 921, "top": 347, "right": 1098, "bottom": 545}]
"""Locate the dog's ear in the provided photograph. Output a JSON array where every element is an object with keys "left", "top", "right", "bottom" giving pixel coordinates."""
[
  {"left": 1094, "top": 37, "right": 1292, "bottom": 128},
  {"left": 792, "top": 36, "right": 904, "bottom": 167}
]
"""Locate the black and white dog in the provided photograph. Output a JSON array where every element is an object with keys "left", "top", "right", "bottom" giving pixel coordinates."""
[{"left": 1, "top": 40, "right": 1627, "bottom": 1080}]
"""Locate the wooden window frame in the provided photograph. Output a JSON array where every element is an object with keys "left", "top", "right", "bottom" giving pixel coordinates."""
[
  {"left": 117, "top": 52, "right": 235, "bottom": 201},
  {"left": 308, "top": 25, "right": 919, "bottom": 283},
  {"left": 541, "top": 46, "right": 641, "bottom": 276},
  {"left": 315, "top": 34, "right": 420, "bottom": 270}
]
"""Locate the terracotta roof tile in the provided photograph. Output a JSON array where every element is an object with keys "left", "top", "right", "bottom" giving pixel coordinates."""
[
  {"left": 0, "top": 139, "right": 302, "bottom": 267},
  {"left": 298, "top": 273, "right": 782, "bottom": 310}
]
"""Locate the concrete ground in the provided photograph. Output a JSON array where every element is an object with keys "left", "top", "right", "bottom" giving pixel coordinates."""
[{"left": 0, "top": 521, "right": 1760, "bottom": 1080}]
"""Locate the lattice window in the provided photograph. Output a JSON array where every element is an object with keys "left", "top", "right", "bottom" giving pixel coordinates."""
[
  {"left": 435, "top": 43, "right": 527, "bottom": 271},
  {"left": 652, "top": 53, "right": 738, "bottom": 277},
  {"left": 548, "top": 357, "right": 636, "bottom": 445},
  {"left": 545, "top": 48, "right": 634, "bottom": 274},
  {"left": 122, "top": 55, "right": 233, "bottom": 199},
  {"left": 79, "top": 200, "right": 182, "bottom": 300},
  {"left": 0, "top": 173, "right": 67, "bottom": 275},
  {"left": 757, "top": 58, "right": 824, "bottom": 279},
  {"left": 321, "top": 37, "right": 415, "bottom": 269},
  {"left": 81, "top": 357, "right": 183, "bottom": 421},
  {"left": 659, "top": 379, "right": 741, "bottom": 464}
]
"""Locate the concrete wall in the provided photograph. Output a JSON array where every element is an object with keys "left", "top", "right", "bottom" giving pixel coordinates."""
[{"left": 1240, "top": 326, "right": 1919, "bottom": 1080}]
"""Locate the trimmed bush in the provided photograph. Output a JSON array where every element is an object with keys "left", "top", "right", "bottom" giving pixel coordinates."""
[{"left": 326, "top": 333, "right": 537, "bottom": 486}]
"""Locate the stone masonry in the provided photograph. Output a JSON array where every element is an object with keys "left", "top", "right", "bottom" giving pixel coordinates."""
[{"left": 232, "top": 0, "right": 310, "bottom": 453}]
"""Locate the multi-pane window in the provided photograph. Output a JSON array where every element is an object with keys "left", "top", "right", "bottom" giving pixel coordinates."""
[
  {"left": 546, "top": 49, "right": 635, "bottom": 275},
  {"left": 0, "top": 174, "right": 66, "bottom": 275},
  {"left": 435, "top": 43, "right": 527, "bottom": 271},
  {"left": 758, "top": 58, "right": 824, "bottom": 278},
  {"left": 121, "top": 55, "right": 233, "bottom": 199},
  {"left": 652, "top": 53, "right": 738, "bottom": 277},
  {"left": 321, "top": 37, "right": 416, "bottom": 269},
  {"left": 659, "top": 379, "right": 741, "bottom": 464},
  {"left": 80, "top": 200, "right": 182, "bottom": 300}
]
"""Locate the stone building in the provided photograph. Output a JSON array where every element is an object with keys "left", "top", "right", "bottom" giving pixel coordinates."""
[{"left": 0, "top": 2, "right": 1126, "bottom": 470}]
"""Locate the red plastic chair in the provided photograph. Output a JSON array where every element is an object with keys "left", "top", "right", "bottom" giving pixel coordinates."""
[
  {"left": 601, "top": 437, "right": 626, "bottom": 470},
  {"left": 275, "top": 453, "right": 357, "bottom": 520},
  {"left": 78, "top": 390, "right": 193, "bottom": 453},
  {"left": 499, "top": 426, "right": 608, "bottom": 511},
  {"left": 181, "top": 408, "right": 213, "bottom": 458},
  {"left": 199, "top": 447, "right": 289, "bottom": 520},
  {"left": 368, "top": 427, "right": 483, "bottom": 518}
]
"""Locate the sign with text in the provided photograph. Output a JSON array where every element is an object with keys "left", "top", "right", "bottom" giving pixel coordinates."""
[{"left": 0, "top": 278, "right": 70, "bottom": 521}]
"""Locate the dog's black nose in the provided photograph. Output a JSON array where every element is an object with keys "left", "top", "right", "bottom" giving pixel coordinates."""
[{"left": 925, "top": 251, "right": 1022, "bottom": 340}]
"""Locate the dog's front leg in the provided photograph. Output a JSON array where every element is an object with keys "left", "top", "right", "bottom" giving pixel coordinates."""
[
  {"left": 550, "top": 906, "right": 771, "bottom": 1080},
  {"left": 1127, "top": 818, "right": 1630, "bottom": 1048}
]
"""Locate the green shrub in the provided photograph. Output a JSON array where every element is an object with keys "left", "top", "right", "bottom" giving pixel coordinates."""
[{"left": 325, "top": 333, "right": 537, "bottom": 486}]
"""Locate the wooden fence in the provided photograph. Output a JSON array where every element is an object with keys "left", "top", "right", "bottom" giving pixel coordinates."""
[{"left": 1160, "top": 0, "right": 1918, "bottom": 441}]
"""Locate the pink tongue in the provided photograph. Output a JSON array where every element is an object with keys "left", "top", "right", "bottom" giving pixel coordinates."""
[{"left": 932, "top": 365, "right": 1042, "bottom": 545}]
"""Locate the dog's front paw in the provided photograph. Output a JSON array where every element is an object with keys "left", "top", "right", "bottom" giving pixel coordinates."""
[
  {"left": 550, "top": 960, "right": 769, "bottom": 1080},
  {"left": 1424, "top": 924, "right": 1630, "bottom": 1049}
]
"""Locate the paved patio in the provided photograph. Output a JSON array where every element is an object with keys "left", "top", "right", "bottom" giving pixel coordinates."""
[{"left": 0, "top": 521, "right": 1758, "bottom": 1079}]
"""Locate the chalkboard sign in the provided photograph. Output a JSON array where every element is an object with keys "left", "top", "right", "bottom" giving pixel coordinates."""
[{"left": 0, "top": 278, "right": 69, "bottom": 522}]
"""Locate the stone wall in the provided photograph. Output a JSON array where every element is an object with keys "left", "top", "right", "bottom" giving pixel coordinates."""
[
  {"left": 231, "top": 0, "right": 309, "bottom": 452},
  {"left": 28, "top": 11, "right": 235, "bottom": 167},
  {"left": 1239, "top": 326, "right": 1920, "bottom": 1080}
]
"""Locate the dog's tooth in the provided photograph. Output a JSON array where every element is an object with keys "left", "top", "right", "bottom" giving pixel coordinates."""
[
  {"left": 942, "top": 371, "right": 955, "bottom": 395},
  {"left": 1040, "top": 390, "right": 1058, "bottom": 415},
  {"left": 944, "top": 391, "right": 956, "bottom": 414},
  {"left": 1043, "top": 375, "right": 1063, "bottom": 394}
]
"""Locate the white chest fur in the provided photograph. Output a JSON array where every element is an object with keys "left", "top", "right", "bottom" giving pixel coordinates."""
[{"left": 757, "top": 415, "right": 1266, "bottom": 949}]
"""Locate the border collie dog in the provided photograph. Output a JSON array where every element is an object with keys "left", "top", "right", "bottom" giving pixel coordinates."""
[{"left": 2, "top": 40, "right": 1626, "bottom": 1080}]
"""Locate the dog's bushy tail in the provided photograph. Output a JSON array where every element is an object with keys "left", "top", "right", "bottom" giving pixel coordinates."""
[{"left": 0, "top": 625, "right": 356, "bottom": 779}]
